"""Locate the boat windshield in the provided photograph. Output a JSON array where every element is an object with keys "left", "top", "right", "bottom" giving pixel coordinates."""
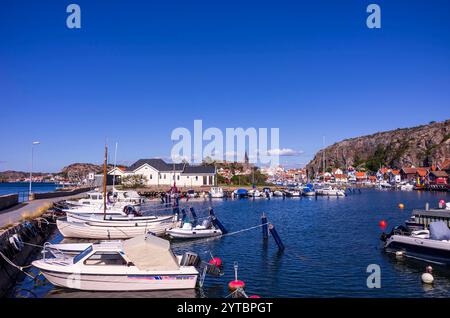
[{"left": 73, "top": 246, "right": 93, "bottom": 264}]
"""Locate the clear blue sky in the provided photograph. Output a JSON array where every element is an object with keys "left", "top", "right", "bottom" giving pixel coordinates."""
[{"left": 1, "top": 0, "right": 449, "bottom": 172}]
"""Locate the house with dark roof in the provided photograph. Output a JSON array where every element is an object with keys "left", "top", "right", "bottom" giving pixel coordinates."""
[
  {"left": 429, "top": 170, "right": 448, "bottom": 185},
  {"left": 400, "top": 167, "right": 417, "bottom": 182},
  {"left": 110, "top": 158, "right": 216, "bottom": 187}
]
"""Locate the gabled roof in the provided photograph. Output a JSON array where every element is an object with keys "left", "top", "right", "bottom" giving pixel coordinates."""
[
  {"left": 430, "top": 170, "right": 448, "bottom": 178},
  {"left": 355, "top": 172, "right": 366, "bottom": 177},
  {"left": 127, "top": 159, "right": 185, "bottom": 172},
  {"left": 401, "top": 167, "right": 417, "bottom": 174},
  {"left": 441, "top": 159, "right": 450, "bottom": 170},
  {"left": 416, "top": 168, "right": 429, "bottom": 177},
  {"left": 181, "top": 165, "right": 216, "bottom": 175}
]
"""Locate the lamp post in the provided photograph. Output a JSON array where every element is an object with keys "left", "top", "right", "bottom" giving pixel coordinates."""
[{"left": 29, "top": 141, "right": 40, "bottom": 198}]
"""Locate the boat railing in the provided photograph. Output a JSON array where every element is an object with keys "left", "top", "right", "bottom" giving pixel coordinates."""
[{"left": 42, "top": 242, "right": 69, "bottom": 262}]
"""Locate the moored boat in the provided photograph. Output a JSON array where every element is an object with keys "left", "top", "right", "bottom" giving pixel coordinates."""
[
  {"left": 33, "top": 234, "right": 200, "bottom": 291},
  {"left": 209, "top": 187, "right": 224, "bottom": 198},
  {"left": 382, "top": 221, "right": 450, "bottom": 265},
  {"left": 56, "top": 217, "right": 175, "bottom": 239}
]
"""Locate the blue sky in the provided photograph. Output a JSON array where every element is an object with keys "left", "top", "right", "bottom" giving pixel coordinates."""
[{"left": 1, "top": 0, "right": 450, "bottom": 172}]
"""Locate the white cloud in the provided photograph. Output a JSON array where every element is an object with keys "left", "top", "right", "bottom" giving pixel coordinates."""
[{"left": 266, "top": 148, "right": 304, "bottom": 156}]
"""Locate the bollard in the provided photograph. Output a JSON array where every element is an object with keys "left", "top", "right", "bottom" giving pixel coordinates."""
[
  {"left": 190, "top": 207, "right": 198, "bottom": 226},
  {"left": 211, "top": 216, "right": 228, "bottom": 234},
  {"left": 181, "top": 208, "right": 187, "bottom": 224},
  {"left": 269, "top": 224, "right": 285, "bottom": 251},
  {"left": 261, "top": 213, "right": 268, "bottom": 240}
]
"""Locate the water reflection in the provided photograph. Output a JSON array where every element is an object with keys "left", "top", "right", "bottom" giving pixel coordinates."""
[{"left": 46, "top": 288, "right": 197, "bottom": 298}]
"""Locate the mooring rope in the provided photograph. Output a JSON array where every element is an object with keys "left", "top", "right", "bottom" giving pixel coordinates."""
[
  {"left": 0, "top": 251, "right": 36, "bottom": 280},
  {"left": 172, "top": 223, "right": 267, "bottom": 250}
]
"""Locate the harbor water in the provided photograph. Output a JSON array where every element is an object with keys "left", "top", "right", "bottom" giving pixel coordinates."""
[
  {"left": 0, "top": 182, "right": 57, "bottom": 197},
  {"left": 14, "top": 189, "right": 450, "bottom": 298}
]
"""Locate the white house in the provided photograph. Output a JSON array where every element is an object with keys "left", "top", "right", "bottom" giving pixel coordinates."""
[{"left": 112, "top": 159, "right": 216, "bottom": 187}]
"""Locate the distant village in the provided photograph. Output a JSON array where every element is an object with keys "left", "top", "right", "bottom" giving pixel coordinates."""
[{"left": 1, "top": 155, "right": 449, "bottom": 191}]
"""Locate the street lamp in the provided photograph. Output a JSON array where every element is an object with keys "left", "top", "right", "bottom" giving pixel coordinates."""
[{"left": 29, "top": 141, "right": 41, "bottom": 197}]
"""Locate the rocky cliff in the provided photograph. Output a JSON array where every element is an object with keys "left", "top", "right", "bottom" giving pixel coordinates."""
[{"left": 306, "top": 120, "right": 450, "bottom": 175}]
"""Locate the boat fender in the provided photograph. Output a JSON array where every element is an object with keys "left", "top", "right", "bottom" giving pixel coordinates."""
[
  {"left": 229, "top": 280, "right": 246, "bottom": 291},
  {"left": 209, "top": 257, "right": 222, "bottom": 267},
  {"left": 9, "top": 235, "right": 23, "bottom": 252},
  {"left": 422, "top": 273, "right": 434, "bottom": 284}
]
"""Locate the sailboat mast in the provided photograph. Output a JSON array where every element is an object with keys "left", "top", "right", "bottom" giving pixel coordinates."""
[
  {"left": 103, "top": 144, "right": 108, "bottom": 220},
  {"left": 112, "top": 142, "right": 118, "bottom": 191},
  {"left": 322, "top": 136, "right": 326, "bottom": 179}
]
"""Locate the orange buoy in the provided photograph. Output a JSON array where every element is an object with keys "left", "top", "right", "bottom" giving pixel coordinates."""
[
  {"left": 228, "top": 280, "right": 246, "bottom": 291},
  {"left": 209, "top": 257, "right": 222, "bottom": 267},
  {"left": 398, "top": 203, "right": 405, "bottom": 209}
]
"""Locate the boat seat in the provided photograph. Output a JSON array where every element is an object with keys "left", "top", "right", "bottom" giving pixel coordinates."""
[{"left": 182, "top": 223, "right": 193, "bottom": 230}]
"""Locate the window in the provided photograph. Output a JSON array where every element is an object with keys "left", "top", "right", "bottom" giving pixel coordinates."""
[
  {"left": 74, "top": 246, "right": 93, "bottom": 264},
  {"left": 84, "top": 252, "right": 128, "bottom": 266},
  {"left": 195, "top": 176, "right": 198, "bottom": 181},
  {"left": 177, "top": 175, "right": 180, "bottom": 180},
  {"left": 203, "top": 176, "right": 207, "bottom": 185},
  {"left": 150, "top": 174, "right": 153, "bottom": 179}
]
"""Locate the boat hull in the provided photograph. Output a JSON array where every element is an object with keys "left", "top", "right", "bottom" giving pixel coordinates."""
[
  {"left": 167, "top": 228, "right": 222, "bottom": 239},
  {"left": 37, "top": 269, "right": 198, "bottom": 291},
  {"left": 57, "top": 219, "right": 173, "bottom": 239},
  {"left": 385, "top": 235, "right": 450, "bottom": 265}
]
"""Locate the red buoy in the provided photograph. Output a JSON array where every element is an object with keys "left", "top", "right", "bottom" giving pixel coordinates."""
[
  {"left": 379, "top": 220, "right": 387, "bottom": 230},
  {"left": 249, "top": 295, "right": 261, "bottom": 299},
  {"left": 228, "top": 280, "right": 246, "bottom": 291},
  {"left": 209, "top": 257, "right": 222, "bottom": 267}
]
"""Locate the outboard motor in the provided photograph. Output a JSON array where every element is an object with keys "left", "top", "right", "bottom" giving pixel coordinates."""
[{"left": 202, "top": 218, "right": 212, "bottom": 229}]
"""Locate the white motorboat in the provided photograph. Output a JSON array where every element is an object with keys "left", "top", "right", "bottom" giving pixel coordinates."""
[
  {"left": 284, "top": 189, "right": 302, "bottom": 197},
  {"left": 302, "top": 186, "right": 316, "bottom": 196},
  {"left": 33, "top": 234, "right": 199, "bottom": 291},
  {"left": 382, "top": 221, "right": 450, "bottom": 265},
  {"left": 316, "top": 186, "right": 346, "bottom": 197},
  {"left": 378, "top": 181, "right": 393, "bottom": 188},
  {"left": 400, "top": 183, "right": 414, "bottom": 191},
  {"left": 61, "top": 205, "right": 128, "bottom": 216},
  {"left": 186, "top": 189, "right": 198, "bottom": 198},
  {"left": 66, "top": 190, "right": 146, "bottom": 207},
  {"left": 65, "top": 212, "right": 175, "bottom": 226},
  {"left": 248, "top": 189, "right": 262, "bottom": 198},
  {"left": 166, "top": 218, "right": 222, "bottom": 239},
  {"left": 56, "top": 216, "right": 175, "bottom": 239},
  {"left": 209, "top": 187, "right": 224, "bottom": 198},
  {"left": 273, "top": 190, "right": 284, "bottom": 197},
  {"left": 261, "top": 188, "right": 273, "bottom": 198}
]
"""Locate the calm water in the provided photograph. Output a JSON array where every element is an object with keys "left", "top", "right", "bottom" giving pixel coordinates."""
[
  {"left": 14, "top": 189, "right": 450, "bottom": 298},
  {"left": 0, "top": 182, "right": 57, "bottom": 196}
]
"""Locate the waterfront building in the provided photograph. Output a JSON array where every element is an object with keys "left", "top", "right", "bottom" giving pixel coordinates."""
[{"left": 109, "top": 159, "right": 216, "bottom": 187}]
